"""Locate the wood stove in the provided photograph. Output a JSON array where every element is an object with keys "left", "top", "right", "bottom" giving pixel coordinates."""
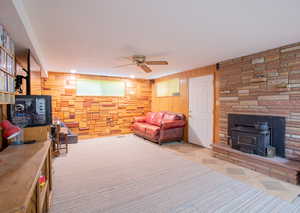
[
  {"left": 228, "top": 114, "right": 286, "bottom": 157},
  {"left": 231, "top": 122, "right": 270, "bottom": 156}
]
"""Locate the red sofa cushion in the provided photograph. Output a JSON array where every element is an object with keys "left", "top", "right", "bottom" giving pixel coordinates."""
[
  {"left": 161, "top": 120, "right": 186, "bottom": 129},
  {"left": 160, "top": 112, "right": 185, "bottom": 129},
  {"left": 133, "top": 122, "right": 148, "bottom": 133},
  {"left": 145, "top": 112, "right": 156, "bottom": 124},
  {"left": 163, "top": 112, "right": 183, "bottom": 121},
  {"left": 144, "top": 124, "right": 160, "bottom": 139},
  {"left": 145, "top": 112, "right": 165, "bottom": 127}
]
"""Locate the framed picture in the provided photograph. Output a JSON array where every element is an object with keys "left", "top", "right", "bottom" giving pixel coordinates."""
[{"left": 3, "top": 30, "right": 10, "bottom": 50}]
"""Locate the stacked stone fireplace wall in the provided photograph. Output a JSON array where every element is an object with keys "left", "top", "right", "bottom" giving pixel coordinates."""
[{"left": 219, "top": 42, "right": 300, "bottom": 160}]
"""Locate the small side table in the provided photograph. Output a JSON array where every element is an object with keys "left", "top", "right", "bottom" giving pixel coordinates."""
[
  {"left": 52, "top": 125, "right": 69, "bottom": 156},
  {"left": 58, "top": 127, "right": 69, "bottom": 153}
]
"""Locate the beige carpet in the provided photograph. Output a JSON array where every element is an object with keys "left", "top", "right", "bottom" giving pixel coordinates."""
[
  {"left": 51, "top": 135, "right": 300, "bottom": 213},
  {"left": 162, "top": 143, "right": 300, "bottom": 202}
]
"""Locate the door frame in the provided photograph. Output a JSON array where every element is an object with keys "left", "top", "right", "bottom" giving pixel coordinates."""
[
  {"left": 186, "top": 71, "right": 218, "bottom": 145},
  {"left": 186, "top": 72, "right": 217, "bottom": 144}
]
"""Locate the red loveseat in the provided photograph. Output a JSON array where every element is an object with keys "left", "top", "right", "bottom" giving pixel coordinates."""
[{"left": 133, "top": 111, "right": 186, "bottom": 144}]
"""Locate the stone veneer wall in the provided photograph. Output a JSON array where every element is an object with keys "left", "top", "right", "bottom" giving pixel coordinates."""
[
  {"left": 219, "top": 42, "right": 300, "bottom": 160},
  {"left": 42, "top": 72, "right": 151, "bottom": 139}
]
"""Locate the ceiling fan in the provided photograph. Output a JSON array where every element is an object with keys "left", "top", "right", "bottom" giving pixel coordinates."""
[{"left": 114, "top": 55, "right": 168, "bottom": 73}]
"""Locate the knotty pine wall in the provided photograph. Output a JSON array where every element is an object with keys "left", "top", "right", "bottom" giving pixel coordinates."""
[
  {"left": 31, "top": 71, "right": 42, "bottom": 95},
  {"left": 151, "top": 65, "right": 220, "bottom": 143},
  {"left": 41, "top": 72, "right": 151, "bottom": 139}
]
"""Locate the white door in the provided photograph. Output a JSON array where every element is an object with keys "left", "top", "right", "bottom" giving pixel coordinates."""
[{"left": 188, "top": 75, "right": 214, "bottom": 148}]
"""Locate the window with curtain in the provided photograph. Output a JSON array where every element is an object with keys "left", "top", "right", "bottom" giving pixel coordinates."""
[
  {"left": 156, "top": 78, "right": 180, "bottom": 97},
  {"left": 76, "top": 79, "right": 125, "bottom": 96}
]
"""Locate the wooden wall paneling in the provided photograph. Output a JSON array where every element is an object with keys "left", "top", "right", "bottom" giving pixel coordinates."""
[
  {"left": 31, "top": 71, "right": 42, "bottom": 95},
  {"left": 151, "top": 65, "right": 219, "bottom": 143},
  {"left": 41, "top": 72, "right": 152, "bottom": 139}
]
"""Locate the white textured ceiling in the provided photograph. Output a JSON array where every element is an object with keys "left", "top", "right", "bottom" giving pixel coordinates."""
[
  {"left": 0, "top": 0, "right": 46, "bottom": 75},
  {"left": 20, "top": 0, "right": 300, "bottom": 79}
]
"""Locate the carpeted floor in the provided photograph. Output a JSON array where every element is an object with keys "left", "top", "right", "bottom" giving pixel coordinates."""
[
  {"left": 162, "top": 142, "right": 300, "bottom": 202},
  {"left": 51, "top": 135, "right": 300, "bottom": 213}
]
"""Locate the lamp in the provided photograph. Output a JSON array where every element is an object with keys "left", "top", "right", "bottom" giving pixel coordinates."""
[{"left": 0, "top": 120, "right": 21, "bottom": 140}]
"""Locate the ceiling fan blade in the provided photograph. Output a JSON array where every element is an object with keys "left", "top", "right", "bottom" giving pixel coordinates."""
[
  {"left": 113, "top": 63, "right": 135, "bottom": 68},
  {"left": 139, "top": 64, "right": 152, "bottom": 73},
  {"left": 145, "top": 61, "right": 168, "bottom": 65},
  {"left": 122, "top": 56, "right": 134, "bottom": 61}
]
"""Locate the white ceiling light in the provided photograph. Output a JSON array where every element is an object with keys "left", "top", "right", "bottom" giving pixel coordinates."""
[
  {"left": 129, "top": 75, "right": 135, "bottom": 79},
  {"left": 70, "top": 69, "right": 77, "bottom": 74}
]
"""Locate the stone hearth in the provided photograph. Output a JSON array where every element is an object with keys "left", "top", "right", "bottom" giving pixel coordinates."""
[{"left": 212, "top": 144, "right": 300, "bottom": 185}]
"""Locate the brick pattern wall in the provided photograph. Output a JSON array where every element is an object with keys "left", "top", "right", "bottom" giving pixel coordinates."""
[
  {"left": 42, "top": 73, "right": 151, "bottom": 139},
  {"left": 219, "top": 42, "right": 300, "bottom": 160}
]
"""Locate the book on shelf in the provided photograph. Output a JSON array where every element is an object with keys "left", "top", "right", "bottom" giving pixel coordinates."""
[
  {"left": 6, "top": 55, "right": 14, "bottom": 75},
  {"left": 0, "top": 71, "right": 6, "bottom": 92},
  {"left": 3, "top": 30, "right": 10, "bottom": 53},
  {"left": 0, "top": 24, "right": 15, "bottom": 55},
  {"left": 0, "top": 25, "right": 3, "bottom": 47},
  {"left": 0, "top": 73, "right": 14, "bottom": 93},
  {"left": 0, "top": 24, "right": 15, "bottom": 95},
  {"left": 8, "top": 75, "right": 14, "bottom": 93},
  {"left": 0, "top": 48, "right": 6, "bottom": 70}
]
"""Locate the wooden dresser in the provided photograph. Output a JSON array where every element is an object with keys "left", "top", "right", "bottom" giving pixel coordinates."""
[{"left": 0, "top": 141, "right": 52, "bottom": 213}]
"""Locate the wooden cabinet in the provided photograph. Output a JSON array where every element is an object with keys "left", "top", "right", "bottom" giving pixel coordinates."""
[
  {"left": 0, "top": 141, "right": 52, "bottom": 213},
  {"left": 0, "top": 24, "right": 15, "bottom": 104},
  {"left": 27, "top": 145, "right": 52, "bottom": 213}
]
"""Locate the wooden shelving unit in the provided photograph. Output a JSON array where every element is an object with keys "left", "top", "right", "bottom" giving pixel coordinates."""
[
  {"left": 0, "top": 141, "right": 53, "bottom": 213},
  {"left": 0, "top": 25, "right": 16, "bottom": 104}
]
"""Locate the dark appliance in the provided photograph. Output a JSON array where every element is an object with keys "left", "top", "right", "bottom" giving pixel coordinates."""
[
  {"left": 8, "top": 95, "right": 52, "bottom": 128},
  {"left": 231, "top": 122, "right": 270, "bottom": 156},
  {"left": 228, "top": 114, "right": 285, "bottom": 157}
]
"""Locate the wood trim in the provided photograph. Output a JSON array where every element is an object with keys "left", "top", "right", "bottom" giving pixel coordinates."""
[{"left": 47, "top": 71, "right": 147, "bottom": 81}]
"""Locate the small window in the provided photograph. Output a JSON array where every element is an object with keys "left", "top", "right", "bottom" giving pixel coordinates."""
[
  {"left": 76, "top": 79, "right": 125, "bottom": 96},
  {"left": 156, "top": 78, "right": 180, "bottom": 97}
]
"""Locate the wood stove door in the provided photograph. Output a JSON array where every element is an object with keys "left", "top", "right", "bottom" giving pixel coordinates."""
[{"left": 188, "top": 74, "right": 214, "bottom": 148}]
